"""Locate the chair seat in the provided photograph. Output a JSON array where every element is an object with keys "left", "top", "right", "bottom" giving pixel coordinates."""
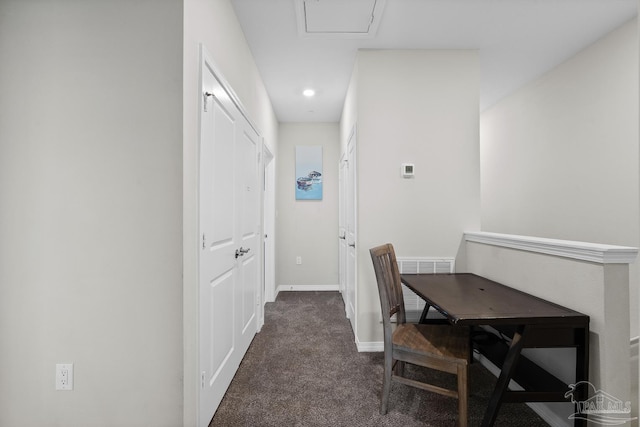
[{"left": 393, "top": 323, "right": 470, "bottom": 363}]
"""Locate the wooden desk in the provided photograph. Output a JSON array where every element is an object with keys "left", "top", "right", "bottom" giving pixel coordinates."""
[{"left": 400, "top": 273, "right": 589, "bottom": 427}]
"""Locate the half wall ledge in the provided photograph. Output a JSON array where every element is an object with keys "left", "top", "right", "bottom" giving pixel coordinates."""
[
  {"left": 463, "top": 230, "right": 637, "bottom": 422},
  {"left": 464, "top": 231, "right": 638, "bottom": 265}
]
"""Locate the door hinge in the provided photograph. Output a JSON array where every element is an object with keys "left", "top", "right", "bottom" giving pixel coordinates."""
[
  {"left": 202, "top": 233, "right": 206, "bottom": 250},
  {"left": 203, "top": 91, "right": 214, "bottom": 112},
  {"left": 201, "top": 371, "right": 206, "bottom": 389}
]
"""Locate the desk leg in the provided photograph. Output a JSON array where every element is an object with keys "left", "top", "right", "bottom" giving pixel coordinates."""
[
  {"left": 418, "top": 305, "right": 430, "bottom": 323},
  {"left": 573, "top": 327, "right": 589, "bottom": 427},
  {"left": 418, "top": 305, "right": 449, "bottom": 325},
  {"left": 481, "top": 325, "right": 527, "bottom": 427}
]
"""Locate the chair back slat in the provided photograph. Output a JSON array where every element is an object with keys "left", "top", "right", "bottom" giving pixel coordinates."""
[{"left": 370, "top": 243, "right": 406, "bottom": 326}]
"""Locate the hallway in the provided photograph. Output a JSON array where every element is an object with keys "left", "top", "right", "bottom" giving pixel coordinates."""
[{"left": 210, "top": 292, "right": 549, "bottom": 426}]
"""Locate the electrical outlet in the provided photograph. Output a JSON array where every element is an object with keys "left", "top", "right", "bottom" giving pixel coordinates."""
[
  {"left": 296, "top": 256, "right": 302, "bottom": 265},
  {"left": 56, "top": 363, "right": 74, "bottom": 391}
]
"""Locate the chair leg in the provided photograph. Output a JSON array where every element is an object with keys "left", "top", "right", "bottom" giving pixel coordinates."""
[
  {"left": 457, "top": 364, "right": 468, "bottom": 427},
  {"left": 381, "top": 353, "right": 393, "bottom": 414}
]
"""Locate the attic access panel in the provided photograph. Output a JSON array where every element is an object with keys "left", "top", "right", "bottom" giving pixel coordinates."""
[{"left": 296, "top": 0, "right": 386, "bottom": 38}]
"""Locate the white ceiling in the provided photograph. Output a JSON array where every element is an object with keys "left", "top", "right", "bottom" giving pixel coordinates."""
[{"left": 231, "top": 0, "right": 637, "bottom": 123}]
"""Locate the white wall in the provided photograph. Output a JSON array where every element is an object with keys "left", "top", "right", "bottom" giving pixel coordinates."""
[
  {"left": 481, "top": 18, "right": 639, "bottom": 335},
  {"left": 0, "top": 1, "right": 183, "bottom": 426},
  {"left": 342, "top": 50, "right": 481, "bottom": 344},
  {"left": 0, "top": 0, "right": 279, "bottom": 425},
  {"left": 182, "top": 0, "right": 279, "bottom": 424},
  {"left": 275, "top": 123, "right": 340, "bottom": 291}
]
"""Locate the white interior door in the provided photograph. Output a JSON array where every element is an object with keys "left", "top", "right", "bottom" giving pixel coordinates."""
[
  {"left": 338, "top": 153, "right": 348, "bottom": 311},
  {"left": 346, "top": 127, "right": 357, "bottom": 332},
  {"left": 235, "top": 120, "right": 260, "bottom": 353},
  {"left": 198, "top": 53, "right": 260, "bottom": 427},
  {"left": 262, "top": 147, "right": 275, "bottom": 305}
]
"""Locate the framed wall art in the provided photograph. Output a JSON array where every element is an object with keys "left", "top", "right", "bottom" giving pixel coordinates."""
[{"left": 295, "top": 145, "right": 322, "bottom": 200}]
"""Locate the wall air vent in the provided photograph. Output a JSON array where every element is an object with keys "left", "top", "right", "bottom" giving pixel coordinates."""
[
  {"left": 396, "top": 257, "right": 455, "bottom": 323},
  {"left": 295, "top": 0, "right": 386, "bottom": 39}
]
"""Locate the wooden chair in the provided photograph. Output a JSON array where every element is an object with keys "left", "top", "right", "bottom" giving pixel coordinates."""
[{"left": 370, "top": 243, "right": 470, "bottom": 427}]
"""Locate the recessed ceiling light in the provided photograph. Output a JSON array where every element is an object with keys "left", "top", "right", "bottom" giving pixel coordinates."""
[{"left": 303, "top": 89, "right": 316, "bottom": 97}]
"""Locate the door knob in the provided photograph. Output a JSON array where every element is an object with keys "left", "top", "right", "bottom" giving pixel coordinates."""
[{"left": 235, "top": 247, "right": 251, "bottom": 258}]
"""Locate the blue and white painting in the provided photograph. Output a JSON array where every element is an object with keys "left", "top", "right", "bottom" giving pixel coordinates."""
[{"left": 295, "top": 146, "right": 323, "bottom": 200}]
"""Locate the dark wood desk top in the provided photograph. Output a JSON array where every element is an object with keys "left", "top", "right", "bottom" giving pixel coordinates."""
[{"left": 400, "top": 273, "right": 588, "bottom": 327}]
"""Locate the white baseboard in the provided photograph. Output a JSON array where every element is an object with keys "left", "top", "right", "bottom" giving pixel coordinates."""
[
  {"left": 355, "top": 338, "right": 383, "bottom": 352},
  {"left": 275, "top": 284, "right": 340, "bottom": 299}
]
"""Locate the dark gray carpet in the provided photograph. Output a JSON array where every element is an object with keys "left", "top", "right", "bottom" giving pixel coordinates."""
[{"left": 210, "top": 291, "right": 549, "bottom": 427}]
